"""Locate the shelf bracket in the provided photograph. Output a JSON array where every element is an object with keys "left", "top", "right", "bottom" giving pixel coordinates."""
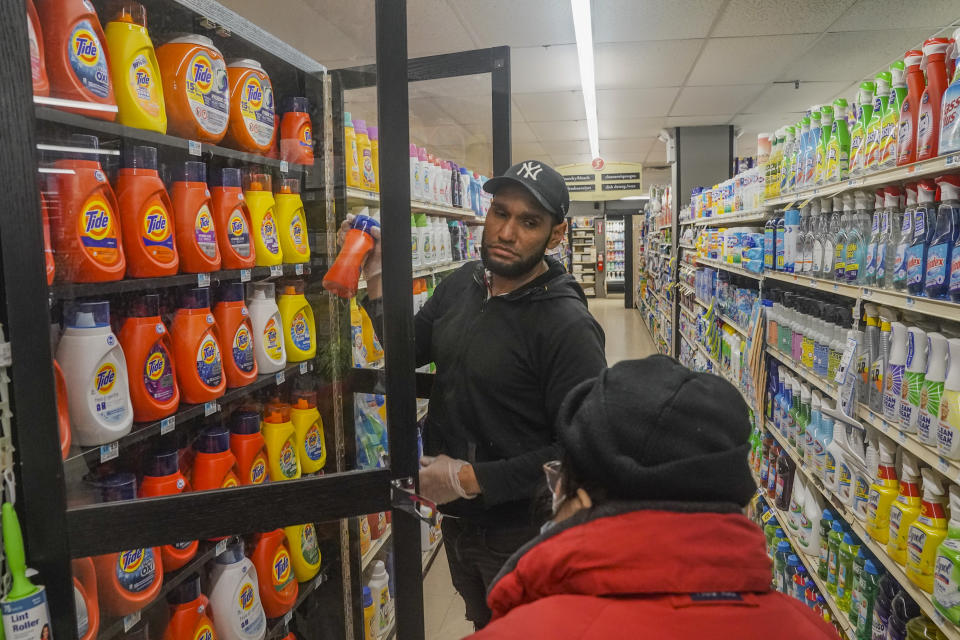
[{"left": 391, "top": 478, "right": 439, "bottom": 526}]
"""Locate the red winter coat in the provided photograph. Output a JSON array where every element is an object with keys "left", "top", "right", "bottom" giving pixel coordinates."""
[{"left": 468, "top": 506, "right": 838, "bottom": 640}]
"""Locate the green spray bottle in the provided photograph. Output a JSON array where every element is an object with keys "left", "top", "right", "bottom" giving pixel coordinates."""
[
  {"left": 933, "top": 483, "right": 960, "bottom": 623},
  {"left": 865, "top": 72, "right": 892, "bottom": 172},
  {"left": 837, "top": 532, "right": 861, "bottom": 612},
  {"left": 815, "top": 104, "right": 834, "bottom": 186},
  {"left": 826, "top": 98, "right": 851, "bottom": 183},
  {"left": 850, "top": 81, "right": 877, "bottom": 177},
  {"left": 827, "top": 519, "right": 844, "bottom": 594},
  {"left": 819, "top": 509, "right": 835, "bottom": 580},
  {"left": 848, "top": 547, "right": 868, "bottom": 626},
  {"left": 855, "top": 559, "right": 882, "bottom": 640},
  {"left": 879, "top": 61, "right": 908, "bottom": 169}
]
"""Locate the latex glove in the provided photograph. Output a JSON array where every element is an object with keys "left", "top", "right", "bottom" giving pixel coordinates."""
[
  {"left": 339, "top": 214, "right": 382, "bottom": 280},
  {"left": 419, "top": 455, "right": 477, "bottom": 505}
]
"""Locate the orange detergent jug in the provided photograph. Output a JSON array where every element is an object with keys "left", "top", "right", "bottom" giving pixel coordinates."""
[
  {"left": 27, "top": 0, "right": 49, "bottom": 96},
  {"left": 322, "top": 214, "right": 379, "bottom": 298},
  {"left": 91, "top": 473, "right": 164, "bottom": 617},
  {"left": 163, "top": 574, "right": 216, "bottom": 640},
  {"left": 38, "top": 0, "right": 116, "bottom": 119},
  {"left": 116, "top": 145, "right": 178, "bottom": 277},
  {"left": 252, "top": 529, "right": 298, "bottom": 618},
  {"left": 171, "top": 287, "right": 225, "bottom": 404},
  {"left": 118, "top": 294, "right": 179, "bottom": 422},
  {"left": 213, "top": 283, "right": 257, "bottom": 387},
  {"left": 211, "top": 168, "right": 255, "bottom": 269},
  {"left": 280, "top": 97, "right": 313, "bottom": 165},
  {"left": 54, "top": 360, "right": 70, "bottom": 458},
  {"left": 50, "top": 134, "right": 126, "bottom": 282},
  {"left": 191, "top": 421, "right": 240, "bottom": 491},
  {"left": 139, "top": 449, "right": 197, "bottom": 570},
  {"left": 224, "top": 59, "right": 276, "bottom": 154},
  {"left": 41, "top": 190, "right": 55, "bottom": 285},
  {"left": 171, "top": 161, "right": 221, "bottom": 273},
  {"left": 230, "top": 409, "right": 269, "bottom": 485},
  {"left": 155, "top": 35, "right": 229, "bottom": 143},
  {"left": 72, "top": 557, "right": 99, "bottom": 640}
]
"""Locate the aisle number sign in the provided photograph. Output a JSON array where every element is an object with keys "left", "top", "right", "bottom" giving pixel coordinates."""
[{"left": 556, "top": 161, "right": 644, "bottom": 202}]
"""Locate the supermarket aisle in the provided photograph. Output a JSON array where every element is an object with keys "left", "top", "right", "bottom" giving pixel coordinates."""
[{"left": 588, "top": 296, "right": 657, "bottom": 365}]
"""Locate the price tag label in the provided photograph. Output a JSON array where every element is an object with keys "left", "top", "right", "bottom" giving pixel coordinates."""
[
  {"left": 907, "top": 165, "right": 917, "bottom": 174},
  {"left": 906, "top": 297, "right": 915, "bottom": 307},
  {"left": 270, "top": 265, "right": 283, "bottom": 277},
  {"left": 299, "top": 362, "right": 308, "bottom": 374},
  {"left": 832, "top": 283, "right": 839, "bottom": 292},
  {"left": 100, "top": 441, "right": 119, "bottom": 463},
  {"left": 160, "top": 416, "right": 175, "bottom": 435},
  {"left": 947, "top": 154, "right": 960, "bottom": 167},
  {"left": 123, "top": 611, "right": 141, "bottom": 631},
  {"left": 897, "top": 430, "right": 907, "bottom": 444},
  {"left": 835, "top": 337, "right": 858, "bottom": 385},
  {"left": 295, "top": 263, "right": 304, "bottom": 275},
  {"left": 204, "top": 401, "right": 218, "bottom": 417},
  {"left": 280, "top": 160, "right": 289, "bottom": 173},
  {"left": 240, "top": 269, "right": 252, "bottom": 282},
  {"left": 313, "top": 573, "right": 324, "bottom": 590},
  {"left": 188, "top": 140, "right": 201, "bottom": 156},
  {"left": 275, "top": 370, "right": 286, "bottom": 385},
  {"left": 216, "top": 539, "right": 228, "bottom": 556},
  {"left": 861, "top": 288, "right": 871, "bottom": 297},
  {"left": 197, "top": 273, "right": 211, "bottom": 288},
  {"left": 938, "top": 457, "right": 951, "bottom": 474},
  {"left": 761, "top": 509, "right": 775, "bottom": 523}
]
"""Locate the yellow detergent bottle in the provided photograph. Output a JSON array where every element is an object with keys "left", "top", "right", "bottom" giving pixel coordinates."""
[
  {"left": 345, "top": 111, "right": 362, "bottom": 189},
  {"left": 359, "top": 301, "right": 383, "bottom": 365},
  {"left": 277, "top": 279, "right": 315, "bottom": 362},
  {"left": 291, "top": 390, "right": 326, "bottom": 473},
  {"left": 866, "top": 437, "right": 900, "bottom": 544},
  {"left": 262, "top": 401, "right": 301, "bottom": 481},
  {"left": 243, "top": 170, "right": 282, "bottom": 267},
  {"left": 283, "top": 522, "right": 321, "bottom": 582},
  {"left": 888, "top": 452, "right": 922, "bottom": 565},
  {"left": 104, "top": 1, "right": 166, "bottom": 133},
  {"left": 907, "top": 469, "right": 949, "bottom": 592},
  {"left": 275, "top": 178, "right": 310, "bottom": 263}
]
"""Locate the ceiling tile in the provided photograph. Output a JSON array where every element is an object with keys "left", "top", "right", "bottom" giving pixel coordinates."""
[
  {"left": 599, "top": 117, "right": 667, "bottom": 139},
  {"left": 743, "top": 81, "right": 850, "bottom": 114},
  {"left": 600, "top": 138, "right": 655, "bottom": 161},
  {"left": 512, "top": 45, "right": 582, "bottom": 94},
  {"left": 595, "top": 40, "right": 703, "bottom": 89},
  {"left": 597, "top": 88, "right": 679, "bottom": 119},
  {"left": 446, "top": 0, "right": 574, "bottom": 47},
  {"left": 712, "top": 0, "right": 855, "bottom": 37},
  {"left": 551, "top": 154, "right": 593, "bottom": 166},
  {"left": 529, "top": 120, "right": 589, "bottom": 141},
  {"left": 514, "top": 92, "right": 586, "bottom": 122},
  {"left": 591, "top": 0, "right": 726, "bottom": 43},
  {"left": 831, "top": 0, "right": 960, "bottom": 31},
  {"left": 670, "top": 85, "right": 765, "bottom": 116},
  {"left": 666, "top": 114, "right": 735, "bottom": 125},
  {"left": 687, "top": 34, "right": 819, "bottom": 85},
  {"left": 406, "top": 0, "right": 479, "bottom": 56},
  {"left": 429, "top": 96, "right": 491, "bottom": 125},
  {"left": 541, "top": 139, "right": 591, "bottom": 155},
  {"left": 513, "top": 141, "right": 547, "bottom": 158}
]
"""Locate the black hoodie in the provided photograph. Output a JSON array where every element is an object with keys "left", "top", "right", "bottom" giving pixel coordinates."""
[{"left": 366, "top": 257, "right": 606, "bottom": 527}]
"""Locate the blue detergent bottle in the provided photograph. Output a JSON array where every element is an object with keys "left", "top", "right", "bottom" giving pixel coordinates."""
[
  {"left": 926, "top": 175, "right": 959, "bottom": 299},
  {"left": 940, "top": 175, "right": 960, "bottom": 302},
  {"left": 907, "top": 180, "right": 937, "bottom": 295}
]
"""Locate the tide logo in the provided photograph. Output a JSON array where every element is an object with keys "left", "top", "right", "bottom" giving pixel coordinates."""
[
  {"left": 143, "top": 205, "right": 171, "bottom": 241},
  {"left": 306, "top": 427, "right": 321, "bottom": 452},
  {"left": 72, "top": 29, "right": 100, "bottom": 65},
  {"left": 245, "top": 78, "right": 263, "bottom": 110},
  {"left": 135, "top": 65, "right": 152, "bottom": 89},
  {"left": 273, "top": 548, "right": 292, "bottom": 585},
  {"left": 229, "top": 213, "right": 246, "bottom": 237},
  {"left": 300, "top": 126, "right": 312, "bottom": 147},
  {"left": 118, "top": 548, "right": 145, "bottom": 573},
  {"left": 194, "top": 625, "right": 214, "bottom": 640},
  {"left": 234, "top": 326, "right": 251, "bottom": 351},
  {"left": 238, "top": 583, "right": 256, "bottom": 611},
  {"left": 197, "top": 210, "right": 214, "bottom": 234},
  {"left": 201, "top": 339, "right": 218, "bottom": 364},
  {"left": 145, "top": 352, "right": 166, "bottom": 381},
  {"left": 96, "top": 363, "right": 117, "bottom": 394},
  {"left": 83, "top": 201, "right": 112, "bottom": 239},
  {"left": 250, "top": 457, "right": 267, "bottom": 484},
  {"left": 191, "top": 56, "right": 214, "bottom": 93},
  {"left": 280, "top": 441, "right": 296, "bottom": 472},
  {"left": 292, "top": 314, "right": 308, "bottom": 339}
]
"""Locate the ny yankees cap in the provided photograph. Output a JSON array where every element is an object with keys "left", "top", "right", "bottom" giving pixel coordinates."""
[{"left": 483, "top": 159, "right": 569, "bottom": 222}]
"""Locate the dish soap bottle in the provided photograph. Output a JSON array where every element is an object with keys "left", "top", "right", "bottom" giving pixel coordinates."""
[
  {"left": 888, "top": 452, "right": 922, "bottom": 565},
  {"left": 906, "top": 468, "right": 948, "bottom": 592},
  {"left": 934, "top": 483, "right": 960, "bottom": 623},
  {"left": 104, "top": 1, "right": 165, "bottom": 133}
]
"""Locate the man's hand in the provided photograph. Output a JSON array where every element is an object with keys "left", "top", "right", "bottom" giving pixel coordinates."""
[
  {"left": 339, "top": 214, "right": 382, "bottom": 297},
  {"left": 419, "top": 455, "right": 480, "bottom": 505}
]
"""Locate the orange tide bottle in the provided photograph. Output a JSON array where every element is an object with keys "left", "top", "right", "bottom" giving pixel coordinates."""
[
  {"left": 155, "top": 35, "right": 229, "bottom": 143},
  {"left": 26, "top": 0, "right": 49, "bottom": 96},
  {"left": 163, "top": 574, "right": 217, "bottom": 640},
  {"left": 171, "top": 287, "right": 225, "bottom": 404},
  {"left": 213, "top": 283, "right": 257, "bottom": 388},
  {"left": 210, "top": 168, "right": 255, "bottom": 269},
  {"left": 119, "top": 293, "right": 179, "bottom": 421},
  {"left": 322, "top": 213, "right": 379, "bottom": 298},
  {"left": 116, "top": 145, "right": 179, "bottom": 277},
  {"left": 139, "top": 449, "right": 197, "bottom": 570},
  {"left": 191, "top": 421, "right": 240, "bottom": 491},
  {"left": 72, "top": 557, "right": 99, "bottom": 640},
  {"left": 229, "top": 409, "right": 269, "bottom": 486},
  {"left": 37, "top": 0, "right": 116, "bottom": 119},
  {"left": 280, "top": 97, "right": 314, "bottom": 165},
  {"left": 41, "top": 190, "right": 55, "bottom": 285},
  {"left": 171, "top": 161, "right": 221, "bottom": 273},
  {"left": 224, "top": 59, "right": 276, "bottom": 155},
  {"left": 252, "top": 529, "right": 298, "bottom": 618},
  {"left": 50, "top": 134, "right": 126, "bottom": 282},
  {"left": 54, "top": 360, "right": 71, "bottom": 458}
]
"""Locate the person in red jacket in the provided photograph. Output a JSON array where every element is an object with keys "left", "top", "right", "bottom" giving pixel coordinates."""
[{"left": 468, "top": 356, "right": 838, "bottom": 640}]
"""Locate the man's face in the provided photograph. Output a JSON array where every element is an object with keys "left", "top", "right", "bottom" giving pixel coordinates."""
[{"left": 481, "top": 184, "right": 567, "bottom": 278}]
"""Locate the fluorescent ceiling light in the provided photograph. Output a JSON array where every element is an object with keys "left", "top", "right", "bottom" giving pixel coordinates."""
[
  {"left": 571, "top": 0, "right": 599, "bottom": 161},
  {"left": 620, "top": 195, "right": 649, "bottom": 201}
]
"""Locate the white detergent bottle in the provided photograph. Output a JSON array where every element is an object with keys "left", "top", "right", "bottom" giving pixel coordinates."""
[
  {"left": 919, "top": 333, "right": 949, "bottom": 446},
  {"left": 56, "top": 301, "right": 133, "bottom": 446},
  {"left": 369, "top": 560, "right": 392, "bottom": 635},
  {"left": 800, "top": 482, "right": 825, "bottom": 556},
  {"left": 884, "top": 322, "right": 909, "bottom": 422},
  {"left": 806, "top": 391, "right": 823, "bottom": 468},
  {"left": 901, "top": 326, "right": 928, "bottom": 433},
  {"left": 247, "top": 282, "right": 287, "bottom": 374},
  {"left": 824, "top": 415, "right": 842, "bottom": 493},
  {"left": 788, "top": 474, "right": 806, "bottom": 534},
  {"left": 208, "top": 540, "right": 266, "bottom": 640},
  {"left": 938, "top": 339, "right": 960, "bottom": 460}
]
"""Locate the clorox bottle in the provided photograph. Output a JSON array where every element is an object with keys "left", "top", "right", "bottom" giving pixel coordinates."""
[
  {"left": 104, "top": 1, "right": 165, "bottom": 132},
  {"left": 214, "top": 283, "right": 257, "bottom": 388},
  {"left": 291, "top": 390, "right": 326, "bottom": 474},
  {"left": 116, "top": 145, "right": 178, "bottom": 277},
  {"left": 229, "top": 410, "right": 268, "bottom": 486},
  {"left": 208, "top": 540, "right": 266, "bottom": 640},
  {"left": 56, "top": 301, "right": 133, "bottom": 446},
  {"left": 284, "top": 523, "right": 321, "bottom": 583},
  {"left": 171, "top": 288, "right": 225, "bottom": 404},
  {"left": 275, "top": 178, "right": 310, "bottom": 263},
  {"left": 243, "top": 172, "right": 282, "bottom": 266},
  {"left": 172, "top": 161, "right": 221, "bottom": 273},
  {"left": 262, "top": 401, "right": 300, "bottom": 482},
  {"left": 118, "top": 293, "right": 179, "bottom": 422},
  {"left": 247, "top": 282, "right": 286, "bottom": 374},
  {"left": 252, "top": 530, "right": 297, "bottom": 619},
  {"left": 139, "top": 449, "right": 197, "bottom": 571},
  {"left": 163, "top": 574, "right": 216, "bottom": 640},
  {"left": 277, "top": 280, "right": 315, "bottom": 362},
  {"left": 211, "top": 168, "right": 255, "bottom": 269}
]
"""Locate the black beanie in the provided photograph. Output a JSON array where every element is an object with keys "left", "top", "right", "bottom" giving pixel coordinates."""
[{"left": 557, "top": 355, "right": 756, "bottom": 507}]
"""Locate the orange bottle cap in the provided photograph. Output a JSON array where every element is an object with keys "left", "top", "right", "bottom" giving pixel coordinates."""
[
  {"left": 291, "top": 390, "right": 317, "bottom": 409},
  {"left": 264, "top": 402, "right": 291, "bottom": 423},
  {"left": 243, "top": 170, "right": 272, "bottom": 192},
  {"left": 110, "top": 0, "right": 147, "bottom": 27},
  {"left": 277, "top": 178, "right": 300, "bottom": 194}
]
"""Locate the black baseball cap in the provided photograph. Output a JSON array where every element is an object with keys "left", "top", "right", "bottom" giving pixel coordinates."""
[{"left": 483, "top": 159, "right": 570, "bottom": 223}]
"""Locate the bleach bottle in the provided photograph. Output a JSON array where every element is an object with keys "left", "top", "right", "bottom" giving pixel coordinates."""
[
  {"left": 919, "top": 333, "right": 949, "bottom": 447},
  {"left": 208, "top": 540, "right": 266, "bottom": 640},
  {"left": 934, "top": 483, "right": 960, "bottom": 623},
  {"left": 247, "top": 282, "right": 286, "bottom": 374},
  {"left": 118, "top": 293, "right": 179, "bottom": 422},
  {"left": 56, "top": 301, "right": 133, "bottom": 446},
  {"left": 163, "top": 574, "right": 216, "bottom": 640},
  {"left": 926, "top": 175, "right": 960, "bottom": 300},
  {"left": 171, "top": 287, "right": 225, "bottom": 404}
]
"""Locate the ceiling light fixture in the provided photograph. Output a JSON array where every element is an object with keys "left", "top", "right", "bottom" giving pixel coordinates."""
[{"left": 571, "top": 0, "right": 599, "bottom": 161}]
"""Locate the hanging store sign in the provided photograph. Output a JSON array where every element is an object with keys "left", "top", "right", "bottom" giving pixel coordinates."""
[{"left": 557, "top": 161, "right": 643, "bottom": 202}]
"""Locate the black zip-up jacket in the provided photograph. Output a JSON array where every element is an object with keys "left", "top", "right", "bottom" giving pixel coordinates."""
[{"left": 364, "top": 257, "right": 606, "bottom": 527}]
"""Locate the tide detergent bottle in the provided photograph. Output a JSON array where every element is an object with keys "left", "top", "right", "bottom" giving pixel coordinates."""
[
  {"left": 252, "top": 529, "right": 298, "bottom": 618},
  {"left": 211, "top": 168, "right": 255, "bottom": 269},
  {"left": 284, "top": 522, "right": 321, "bottom": 583},
  {"left": 888, "top": 451, "right": 922, "bottom": 565},
  {"left": 322, "top": 213, "right": 379, "bottom": 298},
  {"left": 917, "top": 38, "right": 951, "bottom": 161},
  {"left": 116, "top": 145, "right": 178, "bottom": 277},
  {"left": 172, "top": 161, "right": 221, "bottom": 273},
  {"left": 247, "top": 282, "right": 286, "bottom": 374},
  {"left": 171, "top": 287, "right": 225, "bottom": 404},
  {"left": 54, "top": 359, "right": 71, "bottom": 458},
  {"left": 243, "top": 171, "right": 282, "bottom": 267},
  {"left": 163, "top": 574, "right": 216, "bottom": 640},
  {"left": 291, "top": 390, "right": 326, "bottom": 474},
  {"left": 191, "top": 422, "right": 240, "bottom": 491},
  {"left": 225, "top": 59, "right": 275, "bottom": 155},
  {"left": 118, "top": 293, "right": 179, "bottom": 421},
  {"left": 280, "top": 97, "right": 314, "bottom": 165},
  {"left": 262, "top": 401, "right": 301, "bottom": 482},
  {"left": 275, "top": 178, "right": 310, "bottom": 263},
  {"left": 208, "top": 540, "right": 266, "bottom": 640},
  {"left": 906, "top": 468, "right": 949, "bottom": 592},
  {"left": 50, "top": 134, "right": 125, "bottom": 282},
  {"left": 229, "top": 409, "right": 268, "bottom": 486},
  {"left": 214, "top": 283, "right": 257, "bottom": 388},
  {"left": 898, "top": 50, "right": 927, "bottom": 166},
  {"left": 38, "top": 0, "right": 116, "bottom": 119},
  {"left": 277, "top": 280, "right": 315, "bottom": 362},
  {"left": 56, "top": 301, "right": 133, "bottom": 446},
  {"left": 866, "top": 437, "right": 899, "bottom": 544},
  {"left": 27, "top": 0, "right": 50, "bottom": 96},
  {"left": 156, "top": 35, "right": 229, "bottom": 143},
  {"left": 934, "top": 484, "right": 960, "bottom": 623},
  {"left": 91, "top": 473, "right": 163, "bottom": 616},
  {"left": 139, "top": 449, "right": 197, "bottom": 570},
  {"left": 72, "top": 557, "right": 99, "bottom": 640},
  {"left": 104, "top": 1, "right": 166, "bottom": 133}
]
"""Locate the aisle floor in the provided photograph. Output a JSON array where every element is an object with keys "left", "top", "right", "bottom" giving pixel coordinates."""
[{"left": 422, "top": 295, "right": 656, "bottom": 639}]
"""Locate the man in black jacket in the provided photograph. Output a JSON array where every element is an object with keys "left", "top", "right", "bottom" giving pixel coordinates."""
[{"left": 359, "top": 160, "right": 606, "bottom": 629}]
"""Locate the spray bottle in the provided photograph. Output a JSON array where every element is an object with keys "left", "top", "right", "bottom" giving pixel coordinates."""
[
  {"left": 892, "top": 183, "right": 917, "bottom": 291},
  {"left": 847, "top": 191, "right": 870, "bottom": 283},
  {"left": 934, "top": 484, "right": 960, "bottom": 623},
  {"left": 900, "top": 326, "right": 928, "bottom": 433},
  {"left": 888, "top": 451, "right": 922, "bottom": 565},
  {"left": 906, "top": 468, "right": 948, "bottom": 592},
  {"left": 880, "top": 60, "right": 908, "bottom": 168},
  {"left": 938, "top": 338, "right": 960, "bottom": 460},
  {"left": 884, "top": 322, "right": 909, "bottom": 422},
  {"left": 826, "top": 98, "right": 851, "bottom": 183},
  {"left": 816, "top": 104, "right": 834, "bottom": 186},
  {"left": 920, "top": 333, "right": 949, "bottom": 447},
  {"left": 898, "top": 50, "right": 926, "bottom": 166},
  {"left": 870, "top": 307, "right": 897, "bottom": 414},
  {"left": 865, "top": 72, "right": 892, "bottom": 172},
  {"left": 917, "top": 38, "right": 951, "bottom": 161},
  {"left": 849, "top": 82, "right": 876, "bottom": 177},
  {"left": 926, "top": 175, "right": 960, "bottom": 300},
  {"left": 907, "top": 180, "right": 938, "bottom": 296},
  {"left": 866, "top": 437, "right": 900, "bottom": 543}
]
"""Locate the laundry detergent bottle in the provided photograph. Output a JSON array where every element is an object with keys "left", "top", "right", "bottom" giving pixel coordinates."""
[
  {"left": 211, "top": 168, "right": 255, "bottom": 269},
  {"left": 72, "top": 557, "right": 99, "bottom": 640},
  {"left": 262, "top": 401, "right": 301, "bottom": 481},
  {"left": 139, "top": 449, "right": 197, "bottom": 570},
  {"left": 225, "top": 59, "right": 276, "bottom": 155},
  {"left": 906, "top": 468, "right": 948, "bottom": 592},
  {"left": 163, "top": 574, "right": 216, "bottom": 640},
  {"left": 171, "top": 287, "right": 225, "bottom": 404},
  {"left": 919, "top": 333, "right": 949, "bottom": 447},
  {"left": 191, "top": 421, "right": 240, "bottom": 491},
  {"left": 898, "top": 50, "right": 926, "bottom": 166},
  {"left": 939, "top": 338, "right": 960, "bottom": 460},
  {"left": 917, "top": 38, "right": 951, "bottom": 161},
  {"left": 322, "top": 213, "right": 379, "bottom": 298},
  {"left": 27, "top": 0, "right": 50, "bottom": 97},
  {"left": 116, "top": 145, "right": 178, "bottom": 277},
  {"left": 888, "top": 452, "right": 922, "bottom": 565},
  {"left": 208, "top": 540, "right": 266, "bottom": 640},
  {"left": 118, "top": 293, "right": 179, "bottom": 421},
  {"left": 156, "top": 35, "right": 229, "bottom": 143},
  {"left": 275, "top": 178, "right": 310, "bottom": 263},
  {"left": 243, "top": 171, "right": 282, "bottom": 267},
  {"left": 104, "top": 1, "right": 166, "bottom": 132},
  {"left": 252, "top": 529, "right": 298, "bottom": 618},
  {"left": 291, "top": 390, "right": 326, "bottom": 473},
  {"left": 172, "top": 161, "right": 221, "bottom": 273},
  {"left": 934, "top": 484, "right": 960, "bottom": 623},
  {"left": 56, "top": 301, "right": 133, "bottom": 446},
  {"left": 214, "top": 283, "right": 257, "bottom": 388},
  {"left": 866, "top": 437, "right": 899, "bottom": 544},
  {"left": 277, "top": 280, "right": 315, "bottom": 362},
  {"left": 247, "top": 281, "right": 286, "bottom": 373},
  {"left": 283, "top": 522, "right": 321, "bottom": 583},
  {"left": 229, "top": 409, "right": 269, "bottom": 486},
  {"left": 280, "top": 97, "right": 313, "bottom": 165}
]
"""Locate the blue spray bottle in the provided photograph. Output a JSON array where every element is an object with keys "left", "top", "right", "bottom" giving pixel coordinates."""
[
  {"left": 938, "top": 175, "right": 960, "bottom": 302},
  {"left": 928, "top": 175, "right": 960, "bottom": 299},
  {"left": 893, "top": 183, "right": 917, "bottom": 291},
  {"left": 907, "top": 180, "right": 937, "bottom": 296}
]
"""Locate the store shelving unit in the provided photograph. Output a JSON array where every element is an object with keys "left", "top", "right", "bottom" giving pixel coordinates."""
[
  {"left": 346, "top": 187, "right": 485, "bottom": 224},
  {"left": 570, "top": 218, "right": 598, "bottom": 297}
]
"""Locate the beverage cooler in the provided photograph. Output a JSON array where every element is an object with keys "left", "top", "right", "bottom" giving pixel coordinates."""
[{"left": 603, "top": 215, "right": 625, "bottom": 294}]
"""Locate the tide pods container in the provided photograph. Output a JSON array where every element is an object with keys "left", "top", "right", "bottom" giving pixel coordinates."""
[
  {"left": 156, "top": 35, "right": 229, "bottom": 143},
  {"left": 224, "top": 59, "right": 276, "bottom": 154}
]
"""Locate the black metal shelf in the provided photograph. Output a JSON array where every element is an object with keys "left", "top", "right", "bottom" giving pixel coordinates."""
[{"left": 265, "top": 563, "right": 335, "bottom": 639}]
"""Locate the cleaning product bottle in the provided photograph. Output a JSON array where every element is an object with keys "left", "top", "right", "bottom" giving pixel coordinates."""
[
  {"left": 889, "top": 452, "right": 922, "bottom": 565},
  {"left": 274, "top": 178, "right": 310, "bottom": 263},
  {"left": 104, "top": 1, "right": 165, "bottom": 133},
  {"left": 833, "top": 195, "right": 850, "bottom": 280},
  {"left": 880, "top": 61, "right": 908, "bottom": 168},
  {"left": 56, "top": 301, "right": 133, "bottom": 446},
  {"left": 171, "top": 161, "right": 220, "bottom": 273},
  {"left": 229, "top": 409, "right": 268, "bottom": 485},
  {"left": 942, "top": 33, "right": 960, "bottom": 155},
  {"left": 72, "top": 557, "right": 99, "bottom": 640},
  {"left": 354, "top": 120, "right": 375, "bottom": 191},
  {"left": 224, "top": 59, "right": 275, "bottom": 154},
  {"left": 887, "top": 591, "right": 922, "bottom": 640},
  {"left": 906, "top": 615, "right": 948, "bottom": 639},
  {"left": 934, "top": 484, "right": 960, "bottom": 623},
  {"left": 815, "top": 105, "right": 834, "bottom": 186},
  {"left": 368, "top": 126, "right": 380, "bottom": 192},
  {"left": 901, "top": 326, "right": 928, "bottom": 433},
  {"left": 163, "top": 574, "right": 215, "bottom": 640},
  {"left": 865, "top": 72, "right": 892, "bottom": 172},
  {"left": 827, "top": 519, "right": 844, "bottom": 594},
  {"left": 845, "top": 191, "right": 868, "bottom": 283},
  {"left": 870, "top": 571, "right": 899, "bottom": 640},
  {"left": 939, "top": 338, "right": 960, "bottom": 459},
  {"left": 280, "top": 97, "right": 313, "bottom": 165},
  {"left": 210, "top": 168, "right": 255, "bottom": 269},
  {"left": 171, "top": 287, "right": 225, "bottom": 404},
  {"left": 362, "top": 586, "right": 376, "bottom": 640},
  {"left": 0, "top": 501, "right": 53, "bottom": 638},
  {"left": 283, "top": 522, "right": 321, "bottom": 582},
  {"left": 800, "top": 482, "right": 824, "bottom": 557},
  {"left": 118, "top": 293, "right": 179, "bottom": 422},
  {"left": 38, "top": 0, "right": 116, "bottom": 119},
  {"left": 91, "top": 473, "right": 163, "bottom": 616},
  {"left": 243, "top": 171, "right": 282, "bottom": 267},
  {"left": 291, "top": 390, "right": 326, "bottom": 474},
  {"left": 116, "top": 145, "right": 178, "bottom": 277},
  {"left": 884, "top": 322, "right": 909, "bottom": 422},
  {"left": 917, "top": 38, "right": 951, "bottom": 161},
  {"left": 139, "top": 449, "right": 197, "bottom": 570},
  {"left": 893, "top": 183, "right": 917, "bottom": 291},
  {"left": 50, "top": 134, "right": 126, "bottom": 282},
  {"left": 191, "top": 421, "right": 240, "bottom": 490},
  {"left": 251, "top": 529, "right": 298, "bottom": 618},
  {"left": 26, "top": 0, "right": 50, "bottom": 97},
  {"left": 155, "top": 35, "right": 229, "bottom": 143},
  {"left": 369, "top": 560, "right": 392, "bottom": 635},
  {"left": 262, "top": 401, "right": 301, "bottom": 481},
  {"left": 920, "top": 333, "right": 949, "bottom": 447},
  {"left": 837, "top": 532, "right": 861, "bottom": 612},
  {"left": 322, "top": 212, "right": 380, "bottom": 298},
  {"left": 908, "top": 180, "right": 938, "bottom": 295},
  {"left": 907, "top": 468, "right": 949, "bottom": 592},
  {"left": 898, "top": 50, "right": 927, "bottom": 166},
  {"left": 926, "top": 175, "right": 960, "bottom": 300},
  {"left": 856, "top": 559, "right": 881, "bottom": 639},
  {"left": 208, "top": 539, "right": 266, "bottom": 640},
  {"left": 849, "top": 547, "right": 868, "bottom": 626},
  {"left": 866, "top": 437, "right": 900, "bottom": 544},
  {"left": 213, "top": 282, "right": 257, "bottom": 388},
  {"left": 850, "top": 82, "right": 876, "bottom": 177},
  {"left": 872, "top": 307, "right": 897, "bottom": 414},
  {"left": 826, "top": 98, "right": 850, "bottom": 183},
  {"left": 54, "top": 360, "right": 71, "bottom": 458},
  {"left": 277, "top": 280, "right": 316, "bottom": 363},
  {"left": 941, "top": 177, "right": 960, "bottom": 302},
  {"left": 247, "top": 282, "right": 286, "bottom": 373},
  {"left": 345, "top": 112, "right": 362, "bottom": 188}
]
